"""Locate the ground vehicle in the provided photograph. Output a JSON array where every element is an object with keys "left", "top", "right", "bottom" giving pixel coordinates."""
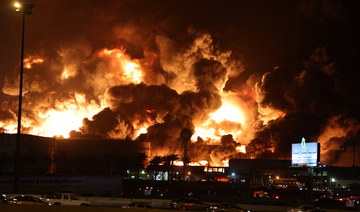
[
  {"left": 126, "top": 202, "right": 153, "bottom": 208},
  {"left": 41, "top": 193, "right": 89, "bottom": 206},
  {"left": 208, "top": 202, "right": 251, "bottom": 212},
  {"left": 9, "top": 195, "right": 51, "bottom": 205},
  {"left": 171, "top": 197, "right": 209, "bottom": 211},
  {"left": 0, "top": 194, "right": 8, "bottom": 203},
  {"left": 313, "top": 198, "right": 344, "bottom": 209},
  {"left": 287, "top": 205, "right": 317, "bottom": 212}
]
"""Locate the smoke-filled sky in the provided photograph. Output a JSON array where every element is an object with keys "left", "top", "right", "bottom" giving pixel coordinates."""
[{"left": 0, "top": 0, "right": 359, "bottom": 166}]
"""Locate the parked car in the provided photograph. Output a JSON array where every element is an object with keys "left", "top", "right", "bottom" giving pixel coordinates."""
[
  {"left": 208, "top": 202, "right": 251, "bottom": 212},
  {"left": 126, "top": 202, "right": 153, "bottom": 208},
  {"left": 41, "top": 192, "right": 89, "bottom": 206},
  {"left": 9, "top": 195, "right": 51, "bottom": 205},
  {"left": 171, "top": 197, "right": 209, "bottom": 211},
  {"left": 287, "top": 205, "right": 318, "bottom": 212},
  {"left": 313, "top": 198, "right": 344, "bottom": 209},
  {"left": 306, "top": 210, "right": 325, "bottom": 212},
  {"left": 0, "top": 194, "right": 8, "bottom": 204}
]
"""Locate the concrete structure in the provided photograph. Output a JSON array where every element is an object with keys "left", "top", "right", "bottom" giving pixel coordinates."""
[
  {"left": 228, "top": 159, "right": 294, "bottom": 186},
  {"left": 0, "top": 133, "right": 150, "bottom": 174},
  {"left": 0, "top": 175, "right": 123, "bottom": 197}
]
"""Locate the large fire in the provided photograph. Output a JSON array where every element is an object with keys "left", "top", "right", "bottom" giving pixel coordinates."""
[
  {"left": 2, "top": 50, "right": 145, "bottom": 138},
  {"left": 30, "top": 93, "right": 105, "bottom": 138},
  {"left": 1, "top": 46, "right": 250, "bottom": 166},
  {"left": 2, "top": 24, "right": 356, "bottom": 168}
]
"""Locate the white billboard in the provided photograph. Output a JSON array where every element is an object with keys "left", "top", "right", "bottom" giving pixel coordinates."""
[{"left": 292, "top": 138, "right": 319, "bottom": 167}]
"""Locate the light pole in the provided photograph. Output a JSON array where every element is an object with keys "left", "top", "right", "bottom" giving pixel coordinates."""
[
  {"left": 13, "top": 1, "right": 34, "bottom": 193},
  {"left": 180, "top": 128, "right": 192, "bottom": 181},
  {"left": 331, "top": 178, "right": 336, "bottom": 191}
]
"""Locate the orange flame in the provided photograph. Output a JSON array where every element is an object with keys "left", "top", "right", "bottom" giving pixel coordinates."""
[
  {"left": 60, "top": 65, "right": 77, "bottom": 80},
  {"left": 2, "top": 93, "right": 105, "bottom": 138},
  {"left": 30, "top": 93, "right": 105, "bottom": 138},
  {"left": 24, "top": 56, "right": 44, "bottom": 69},
  {"left": 236, "top": 145, "right": 246, "bottom": 153},
  {"left": 98, "top": 48, "right": 143, "bottom": 84},
  {"left": 194, "top": 91, "right": 245, "bottom": 143}
]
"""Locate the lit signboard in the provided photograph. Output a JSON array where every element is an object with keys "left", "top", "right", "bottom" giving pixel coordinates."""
[{"left": 292, "top": 137, "right": 320, "bottom": 167}]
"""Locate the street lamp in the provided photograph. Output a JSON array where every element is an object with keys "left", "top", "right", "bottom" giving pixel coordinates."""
[
  {"left": 330, "top": 178, "right": 336, "bottom": 192},
  {"left": 14, "top": 2, "right": 21, "bottom": 11},
  {"left": 13, "top": 1, "right": 34, "bottom": 193}
]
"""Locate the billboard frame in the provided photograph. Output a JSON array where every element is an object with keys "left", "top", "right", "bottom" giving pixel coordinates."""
[{"left": 291, "top": 138, "right": 320, "bottom": 167}]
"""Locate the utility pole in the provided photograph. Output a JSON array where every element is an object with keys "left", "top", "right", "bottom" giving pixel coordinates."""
[
  {"left": 353, "top": 140, "right": 356, "bottom": 167},
  {"left": 13, "top": 2, "right": 34, "bottom": 193}
]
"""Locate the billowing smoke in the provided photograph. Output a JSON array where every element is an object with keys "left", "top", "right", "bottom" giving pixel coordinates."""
[
  {"left": 250, "top": 47, "right": 360, "bottom": 165},
  {"left": 78, "top": 57, "right": 226, "bottom": 156},
  {"left": 1, "top": 0, "right": 359, "bottom": 166},
  {"left": 1, "top": 7, "right": 237, "bottom": 164}
]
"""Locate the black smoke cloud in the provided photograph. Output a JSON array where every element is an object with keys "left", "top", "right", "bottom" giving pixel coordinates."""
[
  {"left": 193, "top": 59, "right": 228, "bottom": 92},
  {"left": 250, "top": 47, "right": 360, "bottom": 164},
  {"left": 244, "top": 0, "right": 360, "bottom": 165},
  {"left": 78, "top": 57, "right": 226, "bottom": 156}
]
